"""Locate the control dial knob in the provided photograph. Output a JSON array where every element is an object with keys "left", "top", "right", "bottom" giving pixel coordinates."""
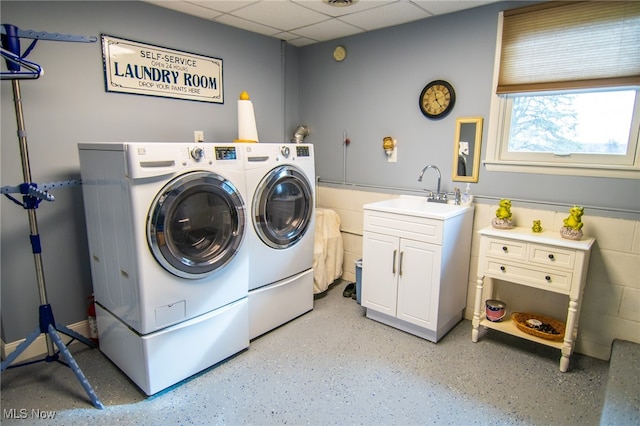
[
  {"left": 191, "top": 146, "right": 205, "bottom": 161},
  {"left": 280, "top": 146, "right": 290, "bottom": 158}
]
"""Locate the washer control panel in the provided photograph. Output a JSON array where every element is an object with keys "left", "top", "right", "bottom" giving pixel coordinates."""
[
  {"left": 215, "top": 146, "right": 238, "bottom": 160},
  {"left": 296, "top": 146, "right": 311, "bottom": 157}
]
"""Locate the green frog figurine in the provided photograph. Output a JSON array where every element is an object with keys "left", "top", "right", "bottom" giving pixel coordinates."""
[
  {"left": 532, "top": 220, "right": 543, "bottom": 233},
  {"left": 560, "top": 206, "right": 585, "bottom": 240},
  {"left": 491, "top": 199, "right": 514, "bottom": 229},
  {"left": 495, "top": 199, "right": 512, "bottom": 220},
  {"left": 563, "top": 206, "right": 584, "bottom": 230}
]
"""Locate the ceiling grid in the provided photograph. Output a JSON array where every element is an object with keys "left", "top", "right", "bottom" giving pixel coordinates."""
[{"left": 142, "top": 0, "right": 498, "bottom": 46}]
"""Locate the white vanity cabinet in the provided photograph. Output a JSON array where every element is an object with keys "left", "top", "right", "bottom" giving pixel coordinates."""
[
  {"left": 361, "top": 198, "right": 474, "bottom": 342},
  {"left": 363, "top": 233, "right": 441, "bottom": 328}
]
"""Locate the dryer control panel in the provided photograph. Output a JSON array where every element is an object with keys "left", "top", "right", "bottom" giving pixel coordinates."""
[
  {"left": 214, "top": 146, "right": 238, "bottom": 160},
  {"left": 278, "top": 144, "right": 312, "bottom": 160},
  {"left": 296, "top": 146, "right": 311, "bottom": 157}
]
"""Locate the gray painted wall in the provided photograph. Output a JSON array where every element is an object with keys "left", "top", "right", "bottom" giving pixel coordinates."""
[
  {"left": 300, "top": 2, "right": 639, "bottom": 215},
  {"left": 1, "top": 1, "right": 295, "bottom": 342},
  {"left": 2, "top": 0, "right": 638, "bottom": 343}
]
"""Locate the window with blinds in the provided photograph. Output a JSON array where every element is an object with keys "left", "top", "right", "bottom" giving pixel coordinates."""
[{"left": 485, "top": 1, "right": 640, "bottom": 179}]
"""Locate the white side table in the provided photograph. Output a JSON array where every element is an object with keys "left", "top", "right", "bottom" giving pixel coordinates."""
[{"left": 472, "top": 226, "right": 595, "bottom": 372}]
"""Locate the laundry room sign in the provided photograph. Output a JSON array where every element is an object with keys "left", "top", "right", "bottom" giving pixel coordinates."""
[{"left": 101, "top": 35, "right": 223, "bottom": 103}]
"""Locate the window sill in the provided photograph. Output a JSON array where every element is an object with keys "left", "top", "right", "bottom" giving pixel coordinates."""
[{"left": 483, "top": 161, "right": 640, "bottom": 179}]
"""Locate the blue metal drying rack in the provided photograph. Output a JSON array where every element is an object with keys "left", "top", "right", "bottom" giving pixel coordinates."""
[{"left": 0, "top": 24, "right": 104, "bottom": 409}]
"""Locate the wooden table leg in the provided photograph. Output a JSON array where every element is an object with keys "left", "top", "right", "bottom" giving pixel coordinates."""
[{"left": 471, "top": 275, "right": 485, "bottom": 343}]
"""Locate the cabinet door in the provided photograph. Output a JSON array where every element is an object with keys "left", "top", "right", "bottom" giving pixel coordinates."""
[
  {"left": 362, "top": 232, "right": 398, "bottom": 316},
  {"left": 397, "top": 239, "right": 441, "bottom": 329}
]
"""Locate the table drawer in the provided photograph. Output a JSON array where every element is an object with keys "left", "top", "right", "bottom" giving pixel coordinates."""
[
  {"left": 484, "top": 258, "right": 572, "bottom": 293},
  {"left": 528, "top": 243, "right": 575, "bottom": 270},
  {"left": 482, "top": 237, "right": 527, "bottom": 261}
]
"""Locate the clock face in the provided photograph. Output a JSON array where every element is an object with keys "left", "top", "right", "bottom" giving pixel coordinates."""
[{"left": 419, "top": 80, "right": 456, "bottom": 119}]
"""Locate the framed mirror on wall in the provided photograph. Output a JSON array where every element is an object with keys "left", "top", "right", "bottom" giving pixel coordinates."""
[{"left": 452, "top": 117, "right": 483, "bottom": 182}]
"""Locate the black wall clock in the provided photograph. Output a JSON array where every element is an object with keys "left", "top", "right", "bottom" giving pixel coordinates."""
[{"left": 419, "top": 80, "right": 456, "bottom": 119}]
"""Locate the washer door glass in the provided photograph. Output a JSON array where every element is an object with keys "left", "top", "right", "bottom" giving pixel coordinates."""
[
  {"left": 148, "top": 171, "right": 245, "bottom": 279},
  {"left": 253, "top": 165, "right": 313, "bottom": 249}
]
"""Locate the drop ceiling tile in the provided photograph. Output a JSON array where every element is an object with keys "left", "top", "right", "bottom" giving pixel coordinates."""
[
  {"left": 214, "top": 14, "right": 282, "bottom": 36},
  {"left": 231, "top": 1, "right": 330, "bottom": 31},
  {"left": 273, "top": 31, "right": 300, "bottom": 41},
  {"left": 287, "top": 36, "right": 319, "bottom": 47},
  {"left": 292, "top": 0, "right": 396, "bottom": 18},
  {"left": 144, "top": 0, "right": 223, "bottom": 19},
  {"left": 187, "top": 1, "right": 259, "bottom": 14},
  {"left": 411, "top": 0, "right": 496, "bottom": 16},
  {"left": 273, "top": 31, "right": 320, "bottom": 46},
  {"left": 292, "top": 18, "right": 364, "bottom": 41},
  {"left": 339, "top": 1, "right": 432, "bottom": 30}
]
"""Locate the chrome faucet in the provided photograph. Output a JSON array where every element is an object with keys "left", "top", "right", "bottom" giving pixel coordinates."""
[
  {"left": 418, "top": 164, "right": 447, "bottom": 203},
  {"left": 448, "top": 187, "right": 461, "bottom": 205}
]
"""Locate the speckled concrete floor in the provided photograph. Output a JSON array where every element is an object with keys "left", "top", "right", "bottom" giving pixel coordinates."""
[{"left": 1, "top": 281, "right": 609, "bottom": 425}]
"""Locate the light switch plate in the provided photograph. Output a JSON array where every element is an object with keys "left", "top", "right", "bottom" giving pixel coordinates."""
[
  {"left": 194, "top": 131, "right": 204, "bottom": 142},
  {"left": 388, "top": 147, "right": 397, "bottom": 162}
]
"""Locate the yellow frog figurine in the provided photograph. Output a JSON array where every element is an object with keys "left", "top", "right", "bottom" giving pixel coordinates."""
[
  {"left": 563, "top": 206, "right": 584, "bottom": 231},
  {"left": 532, "top": 220, "right": 543, "bottom": 233},
  {"left": 560, "top": 206, "right": 585, "bottom": 240},
  {"left": 495, "top": 199, "right": 512, "bottom": 220},
  {"left": 491, "top": 199, "right": 514, "bottom": 229}
]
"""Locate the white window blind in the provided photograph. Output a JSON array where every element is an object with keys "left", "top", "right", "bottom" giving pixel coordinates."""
[{"left": 497, "top": 1, "right": 640, "bottom": 94}]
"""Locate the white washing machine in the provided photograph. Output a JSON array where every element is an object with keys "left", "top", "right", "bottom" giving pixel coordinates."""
[
  {"left": 243, "top": 143, "right": 316, "bottom": 339},
  {"left": 78, "top": 142, "right": 249, "bottom": 395}
]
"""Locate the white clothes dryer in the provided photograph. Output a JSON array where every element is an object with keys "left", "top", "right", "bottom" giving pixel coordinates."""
[
  {"left": 242, "top": 143, "right": 316, "bottom": 339},
  {"left": 78, "top": 142, "right": 249, "bottom": 395}
]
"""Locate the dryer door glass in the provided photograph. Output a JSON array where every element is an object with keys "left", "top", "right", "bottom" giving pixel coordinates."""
[
  {"left": 148, "top": 171, "right": 245, "bottom": 279},
  {"left": 253, "top": 165, "right": 313, "bottom": 249}
]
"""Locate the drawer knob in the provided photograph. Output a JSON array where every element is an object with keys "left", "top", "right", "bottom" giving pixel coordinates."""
[
  {"left": 548, "top": 254, "right": 555, "bottom": 260},
  {"left": 502, "top": 246, "right": 508, "bottom": 252},
  {"left": 545, "top": 275, "right": 551, "bottom": 281},
  {"left": 500, "top": 266, "right": 506, "bottom": 272}
]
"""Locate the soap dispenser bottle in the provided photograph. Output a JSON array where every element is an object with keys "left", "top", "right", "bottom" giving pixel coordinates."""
[{"left": 461, "top": 183, "right": 473, "bottom": 206}]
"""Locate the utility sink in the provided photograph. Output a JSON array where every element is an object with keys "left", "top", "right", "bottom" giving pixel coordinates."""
[{"left": 363, "top": 195, "right": 472, "bottom": 220}]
